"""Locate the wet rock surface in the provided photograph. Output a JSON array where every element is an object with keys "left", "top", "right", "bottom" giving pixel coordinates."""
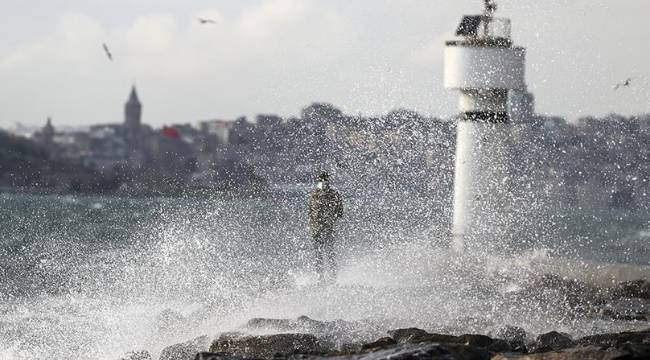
[
  {"left": 359, "top": 337, "right": 397, "bottom": 352},
  {"left": 527, "top": 331, "right": 573, "bottom": 353},
  {"left": 160, "top": 335, "right": 210, "bottom": 360},
  {"left": 387, "top": 328, "right": 505, "bottom": 352},
  {"left": 492, "top": 345, "right": 629, "bottom": 359},
  {"left": 194, "top": 325, "right": 650, "bottom": 360},
  {"left": 194, "top": 353, "right": 260, "bottom": 360},
  {"left": 388, "top": 328, "right": 430, "bottom": 343},
  {"left": 118, "top": 350, "right": 152, "bottom": 360},
  {"left": 489, "top": 326, "right": 528, "bottom": 352},
  {"left": 146, "top": 277, "right": 650, "bottom": 360},
  {"left": 244, "top": 316, "right": 380, "bottom": 344},
  {"left": 198, "top": 343, "right": 469, "bottom": 360},
  {"left": 576, "top": 330, "right": 650, "bottom": 348},
  {"left": 209, "top": 332, "right": 332, "bottom": 359}
]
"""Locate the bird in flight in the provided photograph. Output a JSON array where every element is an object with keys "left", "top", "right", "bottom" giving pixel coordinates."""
[
  {"left": 198, "top": 17, "right": 217, "bottom": 25},
  {"left": 613, "top": 78, "right": 632, "bottom": 90},
  {"left": 102, "top": 43, "right": 113, "bottom": 61}
]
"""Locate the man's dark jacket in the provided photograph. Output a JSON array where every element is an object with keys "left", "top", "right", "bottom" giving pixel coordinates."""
[{"left": 307, "top": 187, "right": 343, "bottom": 238}]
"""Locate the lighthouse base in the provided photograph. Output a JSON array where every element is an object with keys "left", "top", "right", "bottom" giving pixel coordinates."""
[{"left": 451, "top": 118, "right": 513, "bottom": 252}]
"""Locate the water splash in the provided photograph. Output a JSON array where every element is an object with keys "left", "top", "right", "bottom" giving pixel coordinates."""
[{"left": 0, "top": 194, "right": 647, "bottom": 359}]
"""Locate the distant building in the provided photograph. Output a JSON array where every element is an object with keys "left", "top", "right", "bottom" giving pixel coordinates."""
[
  {"left": 508, "top": 86, "right": 536, "bottom": 124},
  {"left": 124, "top": 86, "right": 144, "bottom": 166},
  {"left": 229, "top": 117, "right": 255, "bottom": 146},
  {"left": 55, "top": 131, "right": 91, "bottom": 161},
  {"left": 83, "top": 124, "right": 128, "bottom": 171},
  {"left": 256, "top": 114, "right": 282, "bottom": 128},
  {"left": 30, "top": 117, "right": 57, "bottom": 153},
  {"left": 195, "top": 119, "right": 235, "bottom": 177},
  {"left": 68, "top": 87, "right": 146, "bottom": 172},
  {"left": 41, "top": 117, "right": 55, "bottom": 148},
  {"left": 199, "top": 119, "right": 233, "bottom": 145}
]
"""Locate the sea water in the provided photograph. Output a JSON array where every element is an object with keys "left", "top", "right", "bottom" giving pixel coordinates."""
[{"left": 0, "top": 193, "right": 648, "bottom": 359}]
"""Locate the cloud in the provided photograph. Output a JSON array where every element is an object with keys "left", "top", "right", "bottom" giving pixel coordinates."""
[
  {"left": 2, "top": 0, "right": 649, "bottom": 127},
  {"left": 0, "top": 0, "right": 353, "bottom": 126},
  {"left": 126, "top": 14, "right": 178, "bottom": 55},
  {"left": 0, "top": 13, "right": 115, "bottom": 125},
  {"left": 0, "top": 13, "right": 104, "bottom": 70},
  {"left": 239, "top": 0, "right": 308, "bottom": 38},
  {"left": 410, "top": 33, "right": 451, "bottom": 68}
]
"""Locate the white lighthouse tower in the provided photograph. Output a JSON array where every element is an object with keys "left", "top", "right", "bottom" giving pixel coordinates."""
[{"left": 445, "top": 1, "right": 526, "bottom": 251}]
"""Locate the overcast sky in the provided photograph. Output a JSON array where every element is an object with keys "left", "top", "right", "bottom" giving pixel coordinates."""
[{"left": 1, "top": 0, "right": 649, "bottom": 128}]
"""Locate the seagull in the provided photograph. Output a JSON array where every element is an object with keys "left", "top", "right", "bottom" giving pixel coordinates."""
[
  {"left": 614, "top": 78, "right": 632, "bottom": 90},
  {"left": 102, "top": 43, "right": 113, "bottom": 61},
  {"left": 197, "top": 17, "right": 217, "bottom": 25}
]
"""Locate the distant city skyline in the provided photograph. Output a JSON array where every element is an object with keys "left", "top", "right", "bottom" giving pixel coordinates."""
[{"left": 1, "top": 0, "right": 649, "bottom": 127}]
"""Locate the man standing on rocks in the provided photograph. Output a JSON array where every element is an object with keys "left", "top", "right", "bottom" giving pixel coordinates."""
[{"left": 307, "top": 171, "right": 344, "bottom": 281}]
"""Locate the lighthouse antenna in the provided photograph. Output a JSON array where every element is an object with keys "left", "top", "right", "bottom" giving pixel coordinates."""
[
  {"left": 482, "top": 0, "right": 498, "bottom": 38},
  {"left": 484, "top": 0, "right": 497, "bottom": 17}
]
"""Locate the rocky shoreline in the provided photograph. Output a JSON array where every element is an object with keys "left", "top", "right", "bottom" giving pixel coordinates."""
[{"left": 119, "top": 278, "right": 650, "bottom": 360}]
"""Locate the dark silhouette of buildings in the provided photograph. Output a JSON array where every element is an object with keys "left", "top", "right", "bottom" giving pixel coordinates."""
[{"left": 13, "top": 84, "right": 650, "bottom": 207}]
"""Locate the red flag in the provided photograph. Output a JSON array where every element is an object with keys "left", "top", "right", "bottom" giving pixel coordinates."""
[{"left": 162, "top": 126, "right": 181, "bottom": 139}]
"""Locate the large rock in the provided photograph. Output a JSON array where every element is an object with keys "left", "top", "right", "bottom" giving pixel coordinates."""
[
  {"left": 490, "top": 326, "right": 528, "bottom": 352},
  {"left": 492, "top": 345, "right": 628, "bottom": 359},
  {"left": 245, "top": 316, "right": 378, "bottom": 345},
  {"left": 246, "top": 316, "right": 336, "bottom": 335},
  {"left": 442, "top": 344, "right": 492, "bottom": 360},
  {"left": 198, "top": 343, "right": 489, "bottom": 360},
  {"left": 387, "top": 328, "right": 500, "bottom": 350},
  {"left": 194, "top": 354, "right": 257, "bottom": 360},
  {"left": 360, "top": 337, "right": 397, "bottom": 352},
  {"left": 618, "top": 343, "right": 650, "bottom": 359},
  {"left": 209, "top": 333, "right": 331, "bottom": 359},
  {"left": 387, "top": 328, "right": 430, "bottom": 343},
  {"left": 491, "top": 326, "right": 528, "bottom": 344},
  {"left": 350, "top": 344, "right": 455, "bottom": 360},
  {"left": 160, "top": 336, "right": 209, "bottom": 360},
  {"left": 576, "top": 329, "right": 650, "bottom": 348},
  {"left": 244, "top": 316, "right": 337, "bottom": 334},
  {"left": 336, "top": 343, "right": 364, "bottom": 355},
  {"left": 455, "top": 335, "right": 495, "bottom": 348},
  {"left": 527, "top": 331, "right": 573, "bottom": 353},
  {"left": 118, "top": 350, "right": 152, "bottom": 360}
]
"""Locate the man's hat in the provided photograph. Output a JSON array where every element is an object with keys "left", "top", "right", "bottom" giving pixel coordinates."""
[{"left": 317, "top": 171, "right": 330, "bottom": 181}]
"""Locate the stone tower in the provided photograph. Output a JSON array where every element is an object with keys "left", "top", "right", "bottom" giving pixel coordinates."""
[
  {"left": 124, "top": 86, "right": 142, "bottom": 155},
  {"left": 42, "top": 117, "right": 55, "bottom": 148}
]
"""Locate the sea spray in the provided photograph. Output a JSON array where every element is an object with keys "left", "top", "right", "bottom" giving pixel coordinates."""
[{"left": 0, "top": 194, "right": 648, "bottom": 359}]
